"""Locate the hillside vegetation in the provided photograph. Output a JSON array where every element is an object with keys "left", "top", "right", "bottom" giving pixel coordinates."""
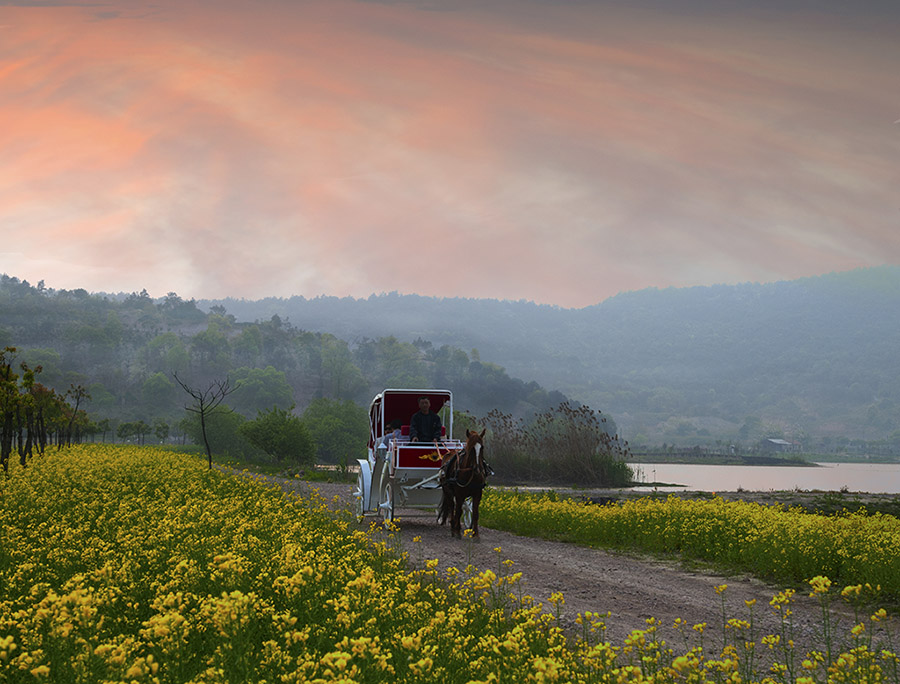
[
  {"left": 201, "top": 266, "right": 900, "bottom": 447},
  {"left": 0, "top": 276, "right": 566, "bottom": 442},
  {"left": 3, "top": 266, "right": 897, "bottom": 451}
]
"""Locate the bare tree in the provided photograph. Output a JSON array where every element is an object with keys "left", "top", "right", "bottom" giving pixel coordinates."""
[
  {"left": 63, "top": 383, "right": 90, "bottom": 447},
  {"left": 174, "top": 374, "right": 237, "bottom": 469}
]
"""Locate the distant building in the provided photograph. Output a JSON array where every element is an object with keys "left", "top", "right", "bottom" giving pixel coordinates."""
[{"left": 760, "top": 438, "right": 799, "bottom": 453}]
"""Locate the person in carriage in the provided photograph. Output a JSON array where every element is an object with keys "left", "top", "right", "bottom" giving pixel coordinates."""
[
  {"left": 409, "top": 396, "right": 443, "bottom": 444},
  {"left": 378, "top": 419, "right": 403, "bottom": 450}
]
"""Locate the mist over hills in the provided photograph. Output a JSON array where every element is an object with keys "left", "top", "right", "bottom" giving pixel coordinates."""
[
  {"left": 201, "top": 266, "right": 900, "bottom": 445},
  {"left": 1, "top": 267, "right": 896, "bottom": 447}
]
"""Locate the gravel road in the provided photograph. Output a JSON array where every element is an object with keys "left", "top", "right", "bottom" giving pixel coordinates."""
[{"left": 269, "top": 476, "right": 898, "bottom": 660}]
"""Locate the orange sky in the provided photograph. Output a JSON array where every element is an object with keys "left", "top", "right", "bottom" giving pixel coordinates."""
[{"left": 1, "top": 0, "right": 898, "bottom": 307}]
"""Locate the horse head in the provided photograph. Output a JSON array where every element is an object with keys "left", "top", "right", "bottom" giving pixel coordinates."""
[{"left": 463, "top": 428, "right": 487, "bottom": 474}]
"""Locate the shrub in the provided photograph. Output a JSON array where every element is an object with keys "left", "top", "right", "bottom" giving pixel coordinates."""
[
  {"left": 481, "top": 402, "right": 633, "bottom": 486},
  {"left": 238, "top": 405, "right": 315, "bottom": 466}
]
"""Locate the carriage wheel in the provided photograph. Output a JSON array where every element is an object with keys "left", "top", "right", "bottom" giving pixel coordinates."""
[
  {"left": 379, "top": 483, "right": 395, "bottom": 527},
  {"left": 461, "top": 497, "right": 473, "bottom": 530},
  {"left": 353, "top": 470, "right": 366, "bottom": 521}
]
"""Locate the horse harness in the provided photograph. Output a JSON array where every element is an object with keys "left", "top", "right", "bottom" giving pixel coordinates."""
[{"left": 441, "top": 443, "right": 488, "bottom": 489}]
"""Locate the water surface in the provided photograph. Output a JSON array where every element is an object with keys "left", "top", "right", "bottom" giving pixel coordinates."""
[{"left": 629, "top": 462, "right": 900, "bottom": 494}]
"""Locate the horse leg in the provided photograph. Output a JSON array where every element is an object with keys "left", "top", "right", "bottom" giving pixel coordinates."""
[
  {"left": 470, "top": 489, "right": 482, "bottom": 538},
  {"left": 451, "top": 490, "right": 464, "bottom": 538},
  {"left": 438, "top": 485, "right": 452, "bottom": 526}
]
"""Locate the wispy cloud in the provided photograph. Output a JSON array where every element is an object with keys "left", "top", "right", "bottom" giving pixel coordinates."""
[{"left": 1, "top": 0, "right": 898, "bottom": 306}]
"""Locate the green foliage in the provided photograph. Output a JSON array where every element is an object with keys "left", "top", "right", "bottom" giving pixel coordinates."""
[
  {"left": 355, "top": 336, "right": 427, "bottom": 389},
  {"left": 180, "top": 407, "right": 261, "bottom": 461},
  {"left": 154, "top": 419, "right": 169, "bottom": 442},
  {"left": 203, "top": 267, "right": 900, "bottom": 444},
  {"left": 87, "top": 382, "right": 116, "bottom": 413},
  {"left": 142, "top": 372, "right": 177, "bottom": 415},
  {"left": 238, "top": 406, "right": 315, "bottom": 466},
  {"left": 228, "top": 366, "right": 295, "bottom": 417},
  {"left": 452, "top": 409, "right": 480, "bottom": 441},
  {"left": 232, "top": 325, "right": 263, "bottom": 366},
  {"left": 0, "top": 276, "right": 574, "bottom": 436},
  {"left": 116, "top": 420, "right": 151, "bottom": 444},
  {"left": 319, "top": 334, "right": 366, "bottom": 400},
  {"left": 19, "top": 348, "right": 63, "bottom": 386},
  {"left": 301, "top": 397, "right": 368, "bottom": 465},
  {"left": 143, "top": 333, "right": 189, "bottom": 376},
  {"left": 481, "top": 403, "right": 633, "bottom": 487},
  {"left": 190, "top": 322, "right": 231, "bottom": 376}
]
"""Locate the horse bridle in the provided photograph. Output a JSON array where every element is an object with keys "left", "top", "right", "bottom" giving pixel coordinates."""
[{"left": 449, "top": 439, "right": 485, "bottom": 488}]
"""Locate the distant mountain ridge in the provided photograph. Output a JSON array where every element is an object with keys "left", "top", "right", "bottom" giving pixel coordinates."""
[{"left": 200, "top": 266, "right": 900, "bottom": 444}]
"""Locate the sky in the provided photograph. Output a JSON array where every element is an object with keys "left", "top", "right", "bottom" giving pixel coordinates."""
[{"left": 1, "top": 0, "right": 898, "bottom": 308}]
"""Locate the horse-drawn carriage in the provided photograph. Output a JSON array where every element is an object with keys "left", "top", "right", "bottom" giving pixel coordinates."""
[{"left": 353, "top": 388, "right": 478, "bottom": 530}]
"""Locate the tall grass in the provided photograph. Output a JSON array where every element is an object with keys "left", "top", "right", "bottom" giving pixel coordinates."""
[{"left": 480, "top": 402, "right": 633, "bottom": 487}]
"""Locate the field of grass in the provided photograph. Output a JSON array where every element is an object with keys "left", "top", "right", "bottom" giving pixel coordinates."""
[{"left": 2, "top": 445, "right": 899, "bottom": 683}]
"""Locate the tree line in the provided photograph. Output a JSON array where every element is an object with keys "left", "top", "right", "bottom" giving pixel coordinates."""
[
  {"left": 200, "top": 267, "right": 900, "bottom": 445},
  {"left": 0, "top": 346, "right": 93, "bottom": 474},
  {"left": 0, "top": 276, "right": 568, "bottom": 438}
]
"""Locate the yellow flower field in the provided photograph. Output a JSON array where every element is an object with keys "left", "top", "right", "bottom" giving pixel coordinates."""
[
  {"left": 0, "top": 445, "right": 581, "bottom": 683},
  {"left": 479, "top": 489, "right": 900, "bottom": 599},
  {"left": 1, "top": 445, "right": 898, "bottom": 683}
]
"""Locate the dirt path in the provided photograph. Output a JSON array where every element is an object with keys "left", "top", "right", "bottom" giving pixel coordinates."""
[{"left": 275, "top": 477, "right": 898, "bottom": 659}]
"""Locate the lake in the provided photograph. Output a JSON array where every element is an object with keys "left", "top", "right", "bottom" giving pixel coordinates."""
[{"left": 629, "top": 462, "right": 900, "bottom": 494}]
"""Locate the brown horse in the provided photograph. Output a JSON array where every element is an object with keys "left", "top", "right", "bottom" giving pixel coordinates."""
[{"left": 439, "top": 428, "right": 488, "bottom": 538}]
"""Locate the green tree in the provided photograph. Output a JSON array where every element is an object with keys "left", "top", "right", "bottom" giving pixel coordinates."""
[
  {"left": 87, "top": 382, "right": 117, "bottom": 413},
  {"left": 233, "top": 325, "right": 263, "bottom": 367},
  {"left": 143, "top": 333, "right": 189, "bottom": 375},
  {"left": 117, "top": 421, "right": 135, "bottom": 442},
  {"left": 302, "top": 398, "right": 368, "bottom": 465},
  {"left": 320, "top": 335, "right": 366, "bottom": 400},
  {"left": 103, "top": 311, "right": 124, "bottom": 348},
  {"left": 159, "top": 292, "right": 206, "bottom": 326},
  {"left": 63, "top": 383, "right": 90, "bottom": 447},
  {"left": 154, "top": 419, "right": 169, "bottom": 443},
  {"left": 20, "top": 348, "right": 63, "bottom": 388},
  {"left": 133, "top": 419, "right": 151, "bottom": 445},
  {"left": 142, "top": 372, "right": 177, "bottom": 413},
  {"left": 355, "top": 336, "right": 427, "bottom": 389},
  {"left": 0, "top": 347, "right": 19, "bottom": 474},
  {"left": 229, "top": 366, "right": 294, "bottom": 417},
  {"left": 96, "top": 417, "right": 111, "bottom": 442},
  {"left": 190, "top": 323, "right": 231, "bottom": 376},
  {"left": 17, "top": 362, "right": 43, "bottom": 463},
  {"left": 238, "top": 406, "right": 315, "bottom": 465},
  {"left": 29, "top": 383, "right": 58, "bottom": 454}
]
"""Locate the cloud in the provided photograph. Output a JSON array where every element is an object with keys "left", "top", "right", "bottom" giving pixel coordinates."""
[
  {"left": 0, "top": 1, "right": 99, "bottom": 5},
  {"left": 1, "top": 0, "right": 898, "bottom": 306}
]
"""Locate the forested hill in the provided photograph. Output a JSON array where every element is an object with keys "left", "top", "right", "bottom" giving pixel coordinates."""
[
  {"left": 201, "top": 266, "right": 900, "bottom": 444},
  {"left": 0, "top": 277, "right": 568, "bottom": 429},
  {"left": 2, "top": 267, "right": 897, "bottom": 446}
]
